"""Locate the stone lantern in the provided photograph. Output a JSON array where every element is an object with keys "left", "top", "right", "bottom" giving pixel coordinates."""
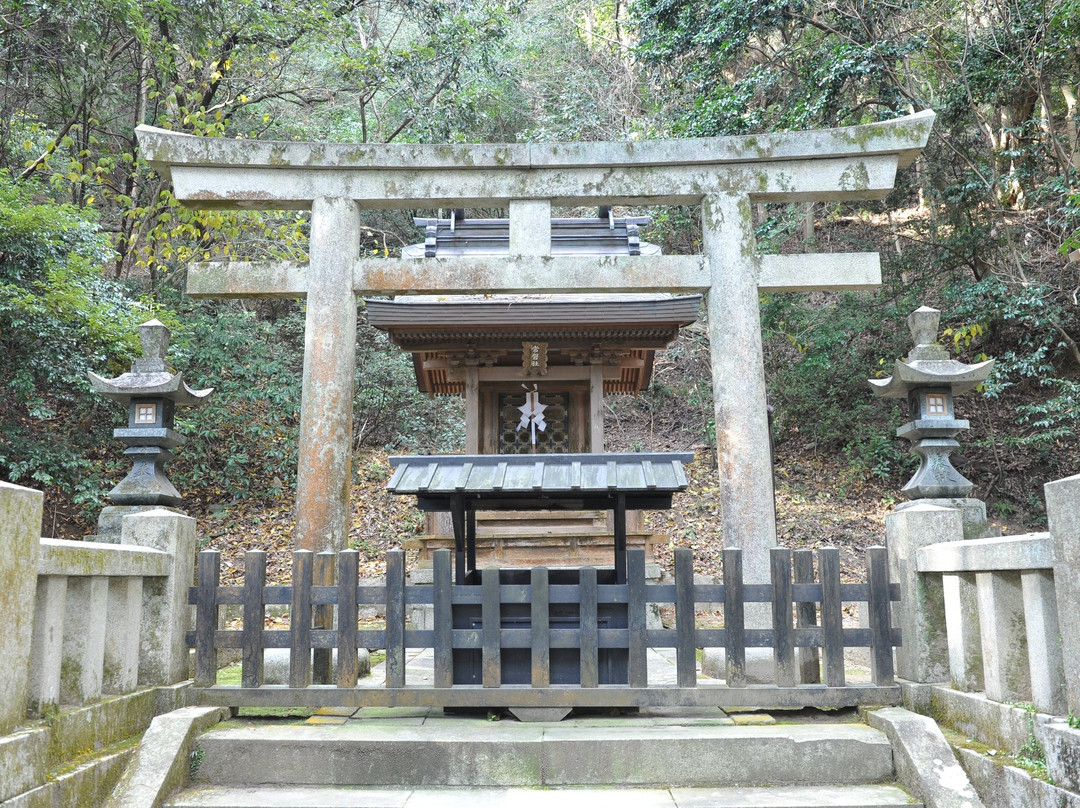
[
  {"left": 89, "top": 320, "right": 212, "bottom": 534},
  {"left": 869, "top": 306, "right": 993, "bottom": 499}
]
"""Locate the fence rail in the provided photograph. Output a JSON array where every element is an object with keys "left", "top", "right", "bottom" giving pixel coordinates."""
[{"left": 187, "top": 545, "right": 901, "bottom": 710}]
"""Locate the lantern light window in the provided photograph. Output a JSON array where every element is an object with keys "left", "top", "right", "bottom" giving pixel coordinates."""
[
  {"left": 135, "top": 403, "right": 158, "bottom": 424},
  {"left": 925, "top": 393, "right": 948, "bottom": 416}
]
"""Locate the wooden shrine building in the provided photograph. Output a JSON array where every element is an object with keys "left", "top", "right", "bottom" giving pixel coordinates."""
[{"left": 366, "top": 213, "right": 700, "bottom": 569}]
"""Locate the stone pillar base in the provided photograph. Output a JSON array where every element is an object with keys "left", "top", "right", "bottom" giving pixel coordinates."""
[
  {"left": 93, "top": 505, "right": 185, "bottom": 541},
  {"left": 894, "top": 497, "right": 994, "bottom": 540}
]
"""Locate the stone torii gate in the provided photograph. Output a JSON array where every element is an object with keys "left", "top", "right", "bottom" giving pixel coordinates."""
[{"left": 137, "top": 111, "right": 933, "bottom": 586}]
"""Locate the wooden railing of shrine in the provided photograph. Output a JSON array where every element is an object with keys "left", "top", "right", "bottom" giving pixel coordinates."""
[{"left": 186, "top": 546, "right": 901, "bottom": 710}]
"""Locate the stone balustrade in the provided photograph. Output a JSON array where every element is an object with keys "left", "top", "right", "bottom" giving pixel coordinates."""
[
  {"left": 889, "top": 474, "right": 1080, "bottom": 718},
  {"left": 915, "top": 532, "right": 1064, "bottom": 714},
  {"left": 0, "top": 481, "right": 195, "bottom": 731}
]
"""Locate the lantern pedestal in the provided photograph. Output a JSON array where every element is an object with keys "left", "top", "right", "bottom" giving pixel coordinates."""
[{"left": 107, "top": 446, "right": 182, "bottom": 506}]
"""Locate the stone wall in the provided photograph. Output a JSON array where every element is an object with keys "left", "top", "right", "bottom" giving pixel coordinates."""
[{"left": 0, "top": 481, "right": 196, "bottom": 806}]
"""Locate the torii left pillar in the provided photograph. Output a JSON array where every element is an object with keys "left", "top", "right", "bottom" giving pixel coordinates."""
[{"left": 296, "top": 197, "right": 361, "bottom": 551}]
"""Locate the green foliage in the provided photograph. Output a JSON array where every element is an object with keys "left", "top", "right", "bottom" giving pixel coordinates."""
[
  {"left": 0, "top": 171, "right": 142, "bottom": 502},
  {"left": 1014, "top": 704, "right": 1051, "bottom": 781},
  {"left": 1014, "top": 379, "right": 1080, "bottom": 446},
  {"left": 166, "top": 305, "right": 463, "bottom": 502},
  {"left": 353, "top": 323, "right": 463, "bottom": 454},
  {"left": 761, "top": 290, "right": 917, "bottom": 481},
  {"left": 169, "top": 302, "right": 305, "bottom": 501},
  {"left": 944, "top": 277, "right": 1077, "bottom": 398}
]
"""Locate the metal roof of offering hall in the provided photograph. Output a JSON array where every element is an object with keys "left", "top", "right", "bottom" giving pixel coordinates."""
[{"left": 387, "top": 453, "right": 692, "bottom": 502}]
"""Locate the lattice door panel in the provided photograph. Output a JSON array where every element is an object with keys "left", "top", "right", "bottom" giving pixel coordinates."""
[{"left": 498, "top": 392, "right": 569, "bottom": 453}]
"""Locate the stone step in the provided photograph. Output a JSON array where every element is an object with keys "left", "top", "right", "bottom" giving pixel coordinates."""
[
  {"left": 189, "top": 719, "right": 895, "bottom": 788},
  {"left": 167, "top": 784, "right": 921, "bottom": 808}
]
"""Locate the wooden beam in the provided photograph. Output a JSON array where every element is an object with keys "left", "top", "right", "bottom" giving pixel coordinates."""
[{"left": 476, "top": 366, "right": 623, "bottom": 382}]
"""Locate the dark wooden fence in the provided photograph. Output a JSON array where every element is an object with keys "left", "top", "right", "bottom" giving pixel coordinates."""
[{"left": 186, "top": 546, "right": 901, "bottom": 710}]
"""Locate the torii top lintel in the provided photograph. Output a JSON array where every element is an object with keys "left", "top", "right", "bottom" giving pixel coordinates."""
[{"left": 135, "top": 111, "right": 934, "bottom": 211}]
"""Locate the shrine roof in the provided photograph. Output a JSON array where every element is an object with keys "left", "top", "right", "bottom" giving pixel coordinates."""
[
  {"left": 364, "top": 294, "right": 701, "bottom": 329},
  {"left": 386, "top": 453, "right": 693, "bottom": 504}
]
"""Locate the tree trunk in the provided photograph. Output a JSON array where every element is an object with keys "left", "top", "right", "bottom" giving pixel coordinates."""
[{"left": 1063, "top": 84, "right": 1079, "bottom": 170}]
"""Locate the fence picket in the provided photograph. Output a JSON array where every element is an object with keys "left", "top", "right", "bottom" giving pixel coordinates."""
[
  {"left": 188, "top": 543, "right": 903, "bottom": 711},
  {"left": 313, "top": 552, "right": 335, "bottom": 684},
  {"left": 531, "top": 566, "right": 551, "bottom": 688},
  {"left": 627, "top": 549, "right": 648, "bottom": 687},
  {"left": 289, "top": 550, "right": 313, "bottom": 688},
  {"left": 675, "top": 548, "right": 697, "bottom": 688},
  {"left": 433, "top": 549, "right": 453, "bottom": 688},
  {"left": 337, "top": 550, "right": 359, "bottom": 687},
  {"left": 793, "top": 549, "right": 821, "bottom": 684},
  {"left": 242, "top": 550, "right": 266, "bottom": 688},
  {"left": 818, "top": 547, "right": 845, "bottom": 687},
  {"left": 724, "top": 548, "right": 746, "bottom": 687},
  {"left": 194, "top": 550, "right": 220, "bottom": 687},
  {"left": 482, "top": 568, "right": 501, "bottom": 688},
  {"left": 866, "top": 546, "right": 895, "bottom": 687},
  {"left": 772, "top": 548, "right": 795, "bottom": 687},
  {"left": 385, "top": 549, "right": 406, "bottom": 688},
  {"left": 580, "top": 566, "right": 599, "bottom": 688}
]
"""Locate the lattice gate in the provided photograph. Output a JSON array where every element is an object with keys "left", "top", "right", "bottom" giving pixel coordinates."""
[{"left": 187, "top": 545, "right": 900, "bottom": 711}]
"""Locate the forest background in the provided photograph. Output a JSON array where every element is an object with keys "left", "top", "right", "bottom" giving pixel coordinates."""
[{"left": 2, "top": 0, "right": 1079, "bottom": 576}]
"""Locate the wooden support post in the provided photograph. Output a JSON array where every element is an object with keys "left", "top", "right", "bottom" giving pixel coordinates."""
[
  {"left": 590, "top": 363, "right": 604, "bottom": 452},
  {"left": 466, "top": 509, "right": 477, "bottom": 578},
  {"left": 465, "top": 365, "right": 480, "bottom": 454},
  {"left": 614, "top": 493, "right": 627, "bottom": 584},
  {"left": 451, "top": 495, "right": 466, "bottom": 585}
]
